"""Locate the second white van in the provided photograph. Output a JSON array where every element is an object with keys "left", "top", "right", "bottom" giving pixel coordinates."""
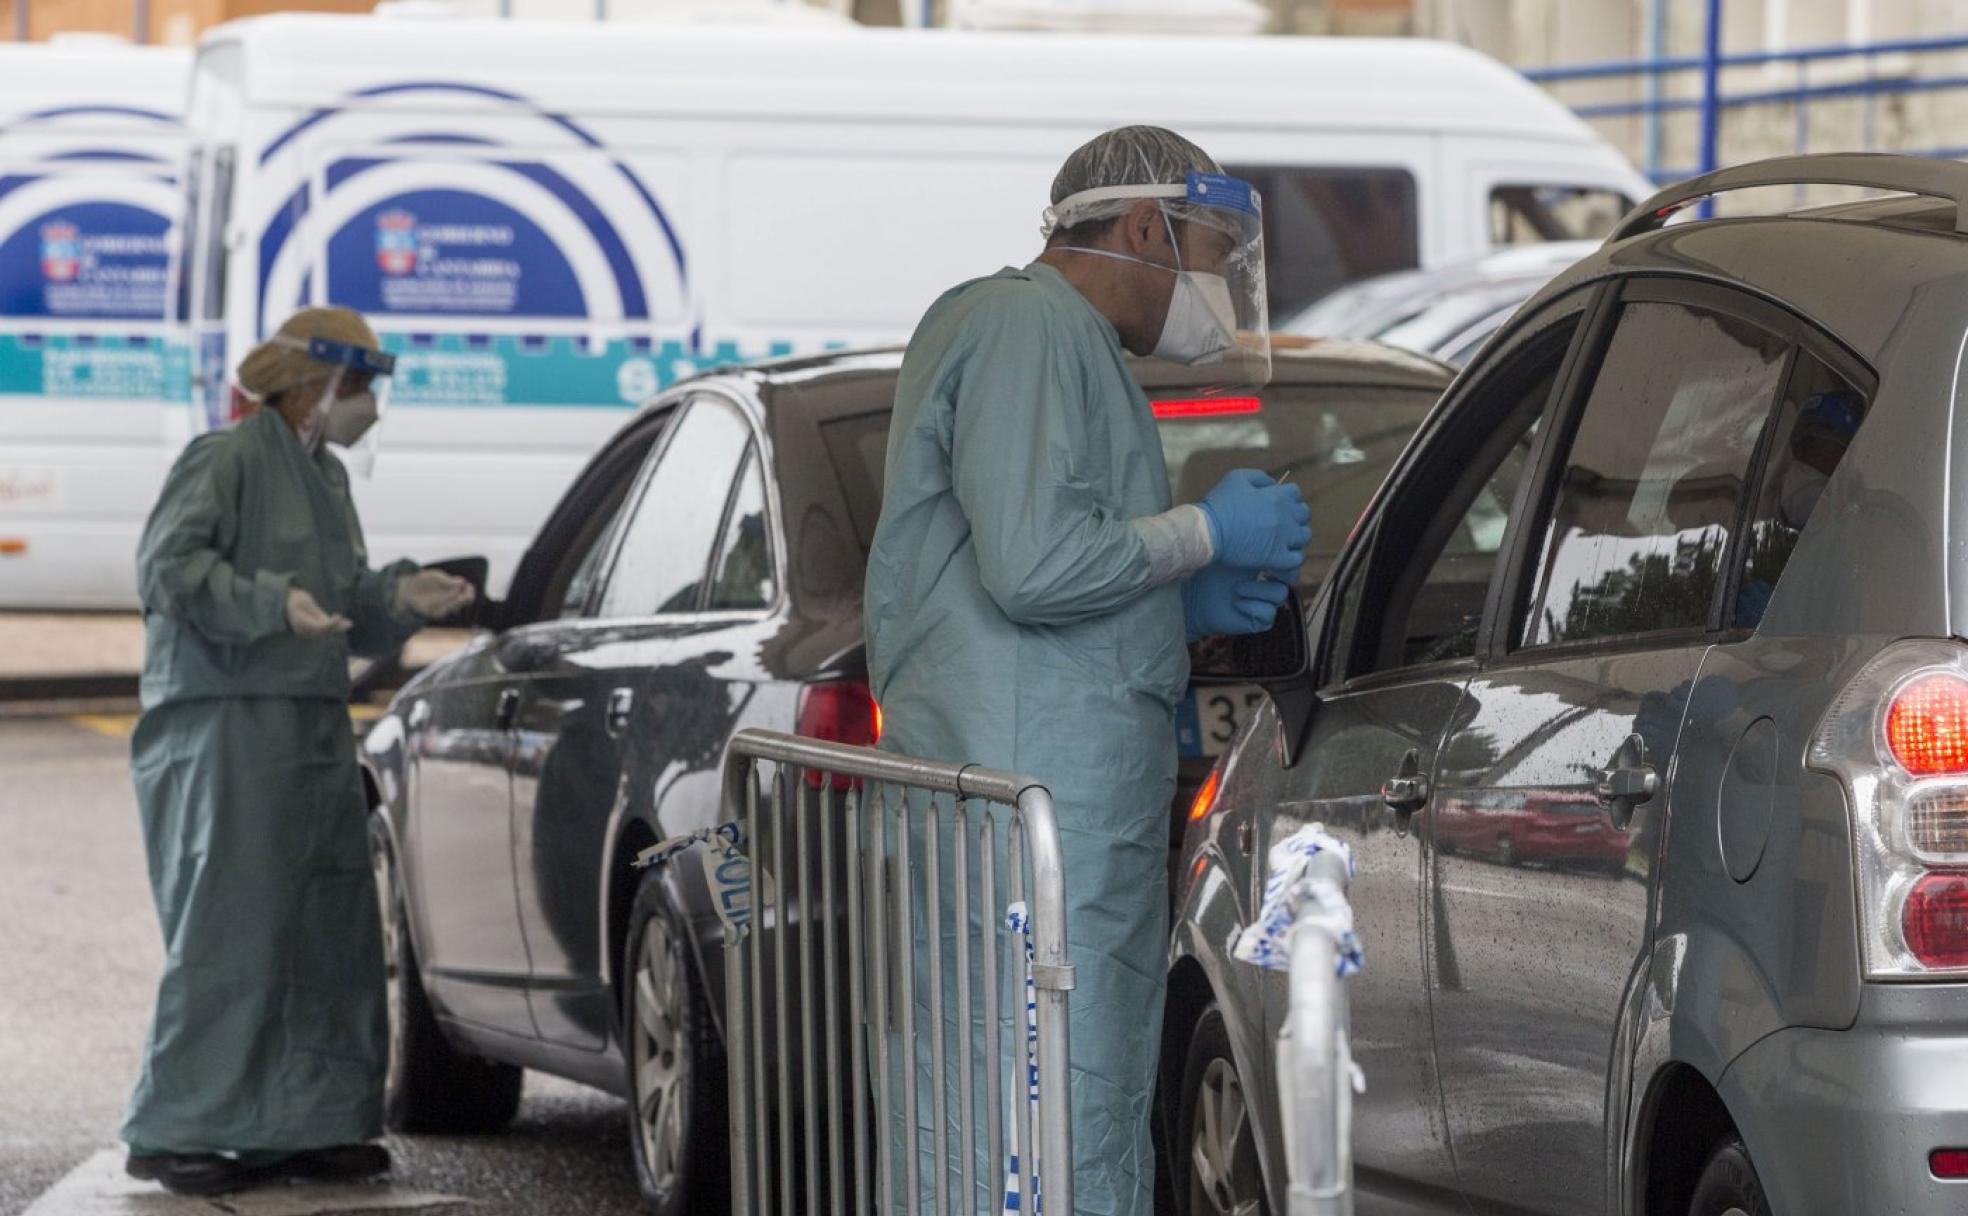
[{"left": 156, "top": 15, "right": 1648, "bottom": 604}]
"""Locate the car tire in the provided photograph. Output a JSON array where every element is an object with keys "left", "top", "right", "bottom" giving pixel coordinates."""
[
  {"left": 370, "top": 819, "right": 524, "bottom": 1135},
  {"left": 624, "top": 871, "right": 726, "bottom": 1216},
  {"left": 1687, "top": 1136, "right": 1772, "bottom": 1216},
  {"left": 1175, "top": 1005, "right": 1267, "bottom": 1216},
  {"left": 1495, "top": 834, "right": 1517, "bottom": 867}
]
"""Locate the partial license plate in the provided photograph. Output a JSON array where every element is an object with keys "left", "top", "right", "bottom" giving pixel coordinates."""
[{"left": 1177, "top": 684, "right": 1267, "bottom": 758}]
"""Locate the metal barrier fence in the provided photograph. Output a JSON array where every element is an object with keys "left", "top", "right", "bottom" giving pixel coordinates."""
[
  {"left": 718, "top": 727, "right": 1075, "bottom": 1216},
  {"left": 1524, "top": 28, "right": 1968, "bottom": 184}
]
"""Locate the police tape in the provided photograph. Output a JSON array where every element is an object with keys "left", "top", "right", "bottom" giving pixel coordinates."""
[
  {"left": 1232, "top": 824, "right": 1365, "bottom": 976},
  {"left": 632, "top": 821, "right": 756, "bottom": 933}
]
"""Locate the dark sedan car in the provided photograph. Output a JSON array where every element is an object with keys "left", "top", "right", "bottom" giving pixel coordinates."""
[{"left": 359, "top": 339, "right": 1450, "bottom": 1214}]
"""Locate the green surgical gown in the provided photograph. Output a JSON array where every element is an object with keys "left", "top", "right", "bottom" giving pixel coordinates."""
[
  {"left": 865, "top": 263, "right": 1187, "bottom": 1216},
  {"left": 123, "top": 407, "right": 423, "bottom": 1156}
]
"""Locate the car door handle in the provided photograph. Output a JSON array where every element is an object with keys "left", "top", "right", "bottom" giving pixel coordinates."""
[
  {"left": 1594, "top": 733, "right": 1657, "bottom": 830},
  {"left": 1382, "top": 748, "right": 1430, "bottom": 834},
  {"left": 495, "top": 687, "right": 520, "bottom": 730},
  {"left": 605, "top": 687, "right": 634, "bottom": 738}
]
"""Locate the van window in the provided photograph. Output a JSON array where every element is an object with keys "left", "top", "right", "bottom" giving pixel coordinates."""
[
  {"left": 1490, "top": 184, "right": 1630, "bottom": 245},
  {"left": 1519, "top": 301, "right": 1790, "bottom": 649},
  {"left": 1226, "top": 166, "right": 1420, "bottom": 320},
  {"left": 200, "top": 146, "right": 234, "bottom": 323}
]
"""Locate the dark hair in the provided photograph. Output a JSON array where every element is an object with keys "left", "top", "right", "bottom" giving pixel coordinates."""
[{"left": 1045, "top": 215, "right": 1121, "bottom": 249}]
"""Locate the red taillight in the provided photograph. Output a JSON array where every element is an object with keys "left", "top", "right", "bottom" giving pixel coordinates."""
[
  {"left": 1886, "top": 674, "right": 1968, "bottom": 776},
  {"left": 1152, "top": 396, "right": 1262, "bottom": 420},
  {"left": 1932, "top": 1149, "right": 1968, "bottom": 1180},
  {"left": 796, "top": 680, "right": 880, "bottom": 789},
  {"left": 1189, "top": 766, "right": 1223, "bottom": 823},
  {"left": 1901, "top": 872, "right": 1968, "bottom": 969}
]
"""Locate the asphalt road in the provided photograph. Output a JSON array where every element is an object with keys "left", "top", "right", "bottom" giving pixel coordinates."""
[{"left": 0, "top": 713, "right": 655, "bottom": 1216}]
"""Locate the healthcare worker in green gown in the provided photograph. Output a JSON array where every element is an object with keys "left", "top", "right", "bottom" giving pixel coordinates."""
[
  {"left": 122, "top": 307, "right": 476, "bottom": 1196},
  {"left": 865, "top": 126, "right": 1310, "bottom": 1215}
]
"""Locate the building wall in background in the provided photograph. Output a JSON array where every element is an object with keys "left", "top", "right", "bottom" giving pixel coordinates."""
[
  {"left": 2, "top": 0, "right": 385, "bottom": 42},
  {"left": 1415, "top": 0, "right": 1968, "bottom": 180},
  {"left": 6, "top": 0, "right": 1968, "bottom": 181}
]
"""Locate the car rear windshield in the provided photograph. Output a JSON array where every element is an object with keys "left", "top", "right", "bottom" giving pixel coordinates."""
[{"left": 821, "top": 382, "right": 1439, "bottom": 594}]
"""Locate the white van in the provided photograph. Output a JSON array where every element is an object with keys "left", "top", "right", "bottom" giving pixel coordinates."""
[
  {"left": 170, "top": 14, "right": 1646, "bottom": 602},
  {"left": 0, "top": 39, "right": 188, "bottom": 610}
]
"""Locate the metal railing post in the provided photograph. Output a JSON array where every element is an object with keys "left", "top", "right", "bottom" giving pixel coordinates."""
[
  {"left": 1276, "top": 846, "right": 1356, "bottom": 1216},
  {"left": 1015, "top": 785, "right": 1074, "bottom": 1216},
  {"left": 728, "top": 765, "right": 758, "bottom": 1216},
  {"left": 1698, "top": 0, "right": 1724, "bottom": 186}
]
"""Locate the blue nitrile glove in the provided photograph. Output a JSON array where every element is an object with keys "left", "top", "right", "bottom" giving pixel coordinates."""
[
  {"left": 1183, "top": 564, "right": 1292, "bottom": 640},
  {"left": 1198, "top": 469, "right": 1313, "bottom": 575}
]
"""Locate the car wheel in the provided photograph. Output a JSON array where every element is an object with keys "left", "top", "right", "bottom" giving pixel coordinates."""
[
  {"left": 1495, "top": 834, "right": 1517, "bottom": 867},
  {"left": 1177, "top": 1005, "right": 1266, "bottom": 1216},
  {"left": 369, "top": 818, "right": 524, "bottom": 1134},
  {"left": 1687, "top": 1136, "right": 1771, "bottom": 1216},
  {"left": 625, "top": 871, "right": 726, "bottom": 1216}
]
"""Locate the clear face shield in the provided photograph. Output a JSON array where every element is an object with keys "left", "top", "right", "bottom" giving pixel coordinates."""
[
  {"left": 1044, "top": 170, "right": 1271, "bottom": 393},
  {"left": 280, "top": 336, "right": 397, "bottom": 477}
]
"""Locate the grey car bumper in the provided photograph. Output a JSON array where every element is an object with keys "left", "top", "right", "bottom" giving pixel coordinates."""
[{"left": 1720, "top": 983, "right": 1968, "bottom": 1215}]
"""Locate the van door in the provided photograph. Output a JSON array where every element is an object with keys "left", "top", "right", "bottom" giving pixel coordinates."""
[
  {"left": 280, "top": 136, "right": 692, "bottom": 586},
  {"left": 1430, "top": 281, "right": 1804, "bottom": 1215},
  {"left": 0, "top": 112, "right": 185, "bottom": 607}
]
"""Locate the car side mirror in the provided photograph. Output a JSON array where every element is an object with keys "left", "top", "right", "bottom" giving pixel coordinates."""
[
  {"left": 422, "top": 555, "right": 498, "bottom": 631},
  {"left": 1189, "top": 587, "right": 1311, "bottom": 684},
  {"left": 1189, "top": 587, "right": 1319, "bottom": 768}
]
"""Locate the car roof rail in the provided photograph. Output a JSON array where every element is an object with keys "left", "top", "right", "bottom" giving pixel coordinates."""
[{"left": 1609, "top": 152, "right": 1968, "bottom": 243}]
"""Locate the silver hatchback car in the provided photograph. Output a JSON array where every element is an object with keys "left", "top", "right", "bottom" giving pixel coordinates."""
[{"left": 1165, "top": 154, "right": 1968, "bottom": 1216}]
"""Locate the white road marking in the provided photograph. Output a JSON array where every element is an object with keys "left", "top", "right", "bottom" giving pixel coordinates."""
[
  {"left": 24, "top": 1150, "right": 469, "bottom": 1216},
  {"left": 1441, "top": 883, "right": 1541, "bottom": 902}
]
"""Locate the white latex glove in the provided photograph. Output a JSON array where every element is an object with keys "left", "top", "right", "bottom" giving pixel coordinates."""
[
  {"left": 286, "top": 587, "right": 353, "bottom": 639},
  {"left": 395, "top": 569, "right": 476, "bottom": 620}
]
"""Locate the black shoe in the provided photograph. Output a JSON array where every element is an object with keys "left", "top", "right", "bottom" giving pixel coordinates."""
[
  {"left": 125, "top": 1152, "right": 253, "bottom": 1196},
  {"left": 279, "top": 1143, "right": 392, "bottom": 1182}
]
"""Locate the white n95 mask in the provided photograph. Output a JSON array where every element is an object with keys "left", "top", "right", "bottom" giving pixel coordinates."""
[
  {"left": 323, "top": 390, "right": 379, "bottom": 447},
  {"left": 1154, "top": 270, "right": 1239, "bottom": 367}
]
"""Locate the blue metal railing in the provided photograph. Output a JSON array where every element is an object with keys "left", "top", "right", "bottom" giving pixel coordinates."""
[{"left": 1524, "top": 14, "right": 1968, "bottom": 184}]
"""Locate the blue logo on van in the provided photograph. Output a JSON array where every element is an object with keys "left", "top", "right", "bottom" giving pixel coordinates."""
[
  {"left": 334, "top": 190, "right": 584, "bottom": 319},
  {"left": 0, "top": 201, "right": 171, "bottom": 321},
  {"left": 376, "top": 210, "right": 419, "bottom": 276},
  {"left": 39, "top": 222, "right": 81, "bottom": 282}
]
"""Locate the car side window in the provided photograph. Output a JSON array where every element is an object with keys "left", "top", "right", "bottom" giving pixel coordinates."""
[
  {"left": 708, "top": 447, "right": 775, "bottom": 611},
  {"left": 1732, "top": 350, "right": 1868, "bottom": 629},
  {"left": 1329, "top": 315, "right": 1575, "bottom": 682},
  {"left": 597, "top": 397, "right": 752, "bottom": 619},
  {"left": 1518, "top": 299, "right": 1789, "bottom": 649},
  {"left": 550, "top": 507, "right": 625, "bottom": 620}
]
